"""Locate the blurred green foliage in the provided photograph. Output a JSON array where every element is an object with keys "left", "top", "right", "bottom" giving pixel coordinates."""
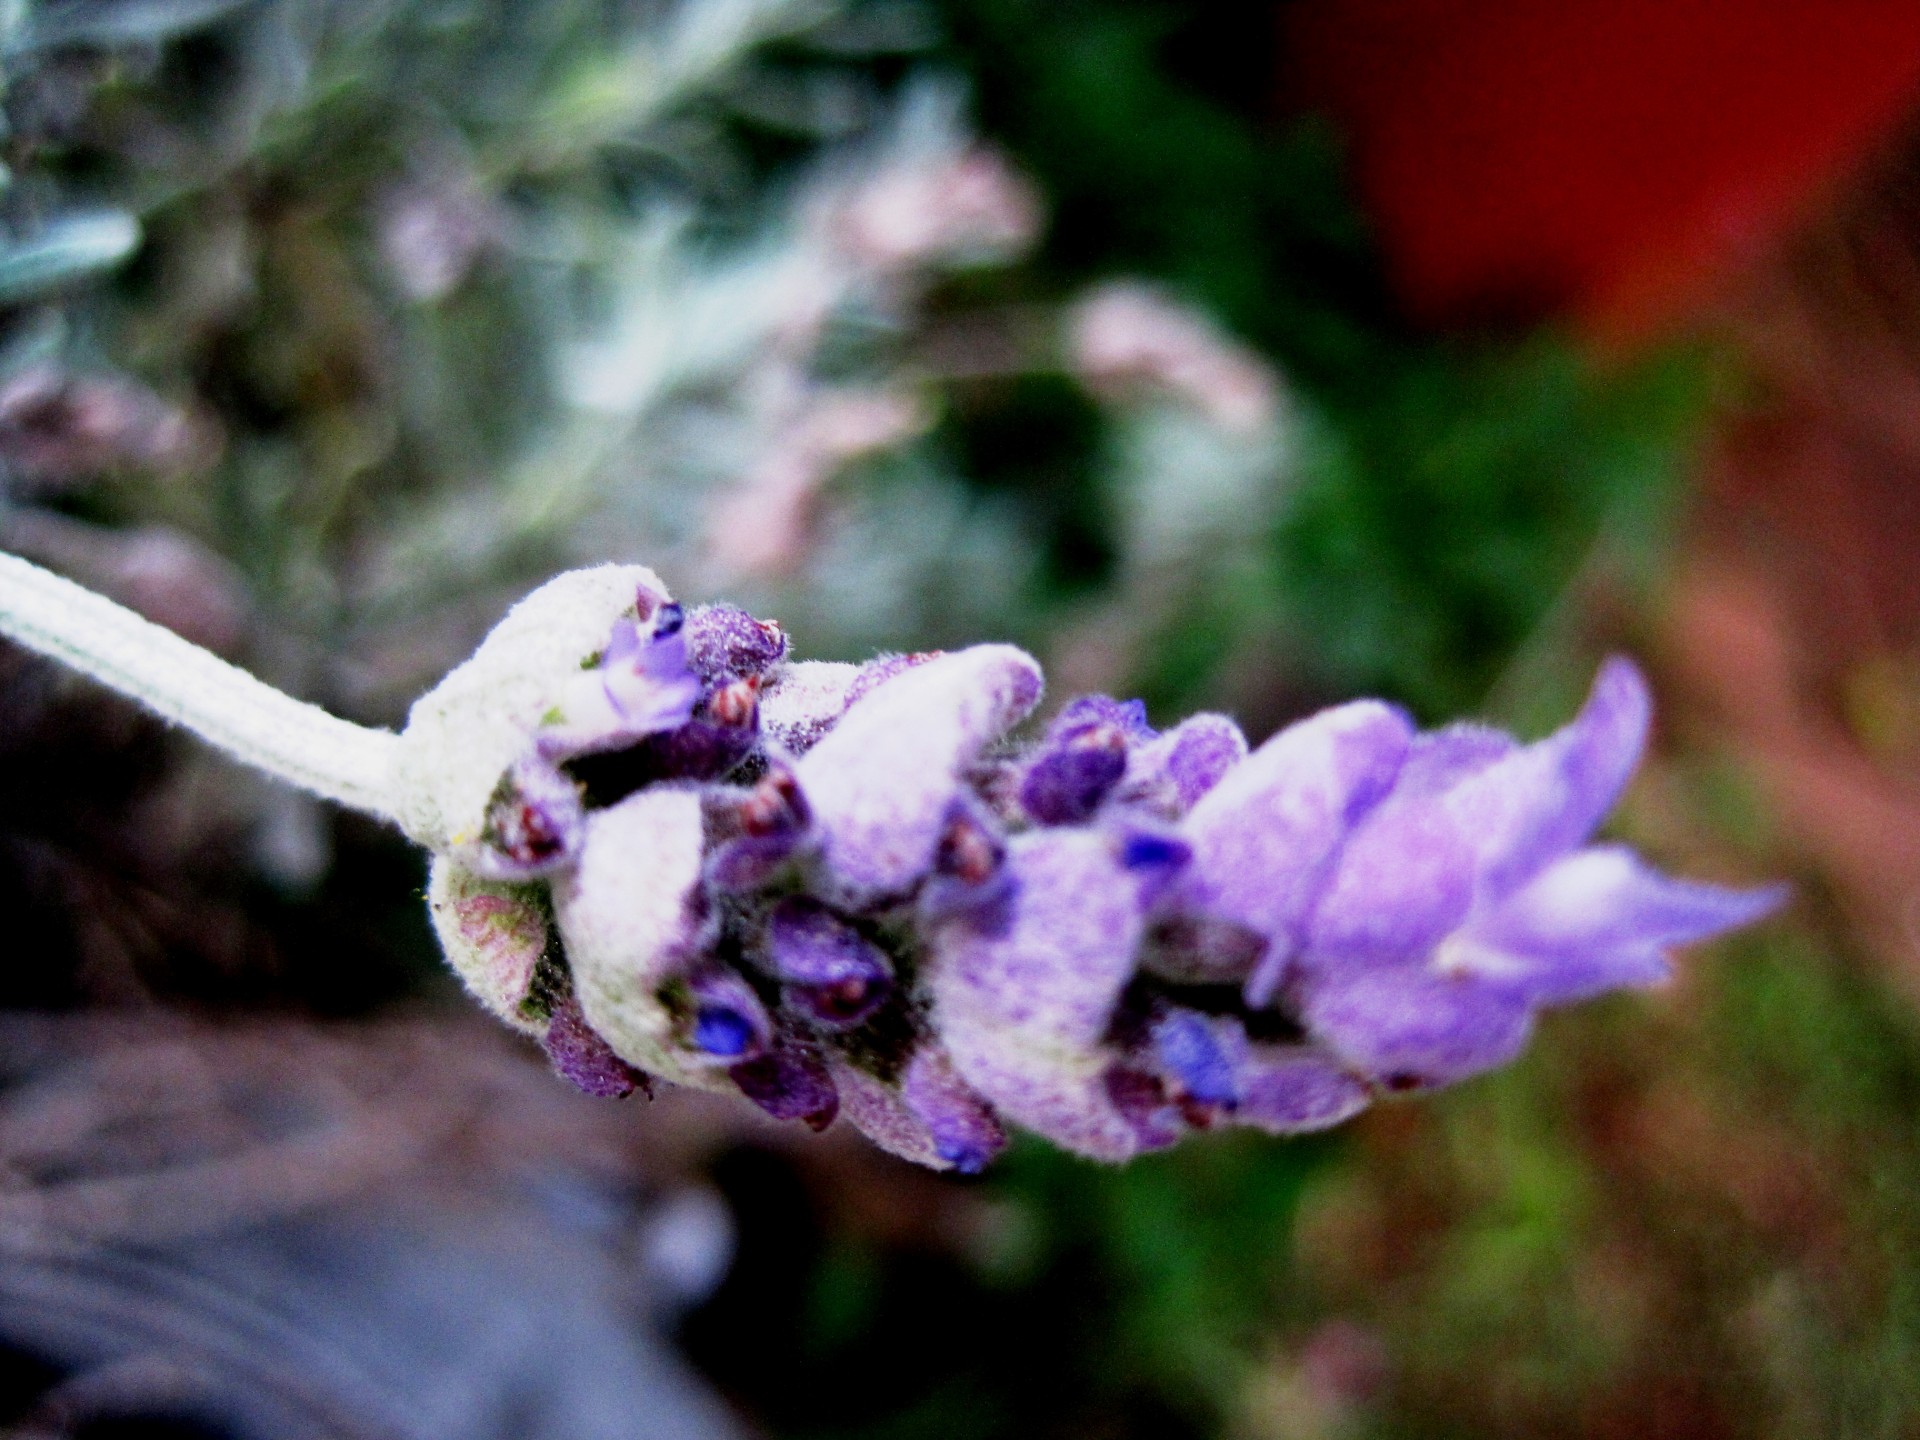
[{"left": 939, "top": 0, "right": 1713, "bottom": 718}]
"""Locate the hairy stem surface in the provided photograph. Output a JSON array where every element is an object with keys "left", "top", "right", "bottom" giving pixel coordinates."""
[{"left": 0, "top": 551, "right": 401, "bottom": 821}]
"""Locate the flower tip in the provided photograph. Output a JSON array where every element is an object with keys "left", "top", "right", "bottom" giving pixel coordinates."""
[
  {"left": 1591, "top": 652, "right": 1653, "bottom": 737},
  {"left": 935, "top": 1137, "right": 996, "bottom": 1175},
  {"left": 1119, "top": 830, "right": 1190, "bottom": 873},
  {"left": 693, "top": 1007, "right": 761, "bottom": 1058},
  {"left": 1152, "top": 1011, "right": 1240, "bottom": 1108},
  {"left": 1693, "top": 877, "right": 1793, "bottom": 937},
  {"left": 686, "top": 603, "right": 790, "bottom": 681}
]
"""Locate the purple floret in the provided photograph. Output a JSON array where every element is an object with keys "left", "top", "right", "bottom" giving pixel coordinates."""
[
  {"left": 1151, "top": 1009, "right": 1241, "bottom": 1108},
  {"left": 1020, "top": 728, "right": 1129, "bottom": 824},
  {"left": 1271, "top": 658, "right": 1785, "bottom": 1090},
  {"left": 536, "top": 601, "right": 703, "bottom": 762},
  {"left": 1018, "top": 694, "right": 1157, "bottom": 825}
]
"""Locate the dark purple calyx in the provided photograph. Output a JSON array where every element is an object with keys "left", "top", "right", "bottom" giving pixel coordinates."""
[
  {"left": 544, "top": 995, "right": 649, "bottom": 1099},
  {"left": 570, "top": 727, "right": 758, "bottom": 806},
  {"left": 1020, "top": 726, "right": 1128, "bottom": 824},
  {"left": 656, "top": 719, "right": 760, "bottom": 781},
  {"left": 685, "top": 604, "right": 788, "bottom": 682},
  {"left": 731, "top": 1044, "right": 840, "bottom": 1130},
  {"left": 764, "top": 897, "right": 893, "bottom": 1030}
]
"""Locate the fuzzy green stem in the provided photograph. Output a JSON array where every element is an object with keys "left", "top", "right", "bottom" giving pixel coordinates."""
[{"left": 0, "top": 550, "right": 402, "bottom": 822}]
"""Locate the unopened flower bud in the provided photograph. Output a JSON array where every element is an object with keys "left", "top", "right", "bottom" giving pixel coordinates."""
[
  {"left": 685, "top": 605, "right": 788, "bottom": 683},
  {"left": 474, "top": 757, "right": 585, "bottom": 879}
]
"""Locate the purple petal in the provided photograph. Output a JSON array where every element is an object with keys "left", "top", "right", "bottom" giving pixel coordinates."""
[
  {"left": 1437, "top": 656, "right": 1651, "bottom": 904},
  {"left": 544, "top": 994, "right": 648, "bottom": 1098},
  {"left": 538, "top": 608, "right": 703, "bottom": 760},
  {"left": 763, "top": 898, "right": 894, "bottom": 1030},
  {"left": 1454, "top": 845, "right": 1788, "bottom": 1005},
  {"left": 732, "top": 1044, "right": 839, "bottom": 1130},
  {"left": 795, "top": 644, "right": 1043, "bottom": 904},
  {"left": 1172, "top": 700, "right": 1414, "bottom": 1006},
  {"left": 1232, "top": 1044, "right": 1371, "bottom": 1134},
  {"left": 1116, "top": 827, "right": 1191, "bottom": 906},
  {"left": 930, "top": 830, "right": 1149, "bottom": 1161},
  {"left": 1298, "top": 966, "right": 1535, "bottom": 1090},
  {"left": 608, "top": 606, "right": 704, "bottom": 719},
  {"left": 551, "top": 789, "right": 719, "bottom": 1087}
]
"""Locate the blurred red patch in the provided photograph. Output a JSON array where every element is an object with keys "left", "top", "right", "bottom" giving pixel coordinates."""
[{"left": 1288, "top": 0, "right": 1920, "bottom": 338}]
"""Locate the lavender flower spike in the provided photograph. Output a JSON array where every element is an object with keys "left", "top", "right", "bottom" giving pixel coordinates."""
[{"left": 0, "top": 552, "right": 1785, "bottom": 1170}]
